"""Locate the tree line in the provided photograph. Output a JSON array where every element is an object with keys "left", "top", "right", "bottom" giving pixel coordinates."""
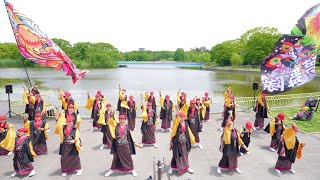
[{"left": 1, "top": 26, "right": 315, "bottom": 68}]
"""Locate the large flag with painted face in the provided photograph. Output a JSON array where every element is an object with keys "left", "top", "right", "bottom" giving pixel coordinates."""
[
  {"left": 4, "top": 0, "right": 88, "bottom": 83},
  {"left": 261, "top": 3, "right": 319, "bottom": 94}
]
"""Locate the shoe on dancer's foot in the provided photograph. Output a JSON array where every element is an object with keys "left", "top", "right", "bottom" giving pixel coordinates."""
[
  {"left": 104, "top": 170, "right": 114, "bottom": 177},
  {"left": 100, "top": 144, "right": 104, "bottom": 150},
  {"left": 187, "top": 168, "right": 194, "bottom": 174},
  {"left": 61, "top": 173, "right": 67, "bottom": 177},
  {"left": 154, "top": 143, "right": 158, "bottom": 148},
  {"left": 7, "top": 152, "right": 12, "bottom": 156},
  {"left": 162, "top": 128, "right": 165, "bottom": 133},
  {"left": 198, "top": 143, "right": 203, "bottom": 150},
  {"left": 289, "top": 169, "right": 296, "bottom": 174},
  {"left": 235, "top": 168, "right": 242, "bottom": 174},
  {"left": 76, "top": 170, "right": 82, "bottom": 176},
  {"left": 131, "top": 170, "right": 137, "bottom": 177},
  {"left": 169, "top": 128, "right": 172, "bottom": 132},
  {"left": 240, "top": 152, "right": 244, "bottom": 156},
  {"left": 246, "top": 151, "right": 251, "bottom": 155},
  {"left": 140, "top": 144, "right": 144, "bottom": 148},
  {"left": 220, "top": 127, "right": 224, "bottom": 132},
  {"left": 168, "top": 167, "right": 173, "bottom": 175},
  {"left": 269, "top": 147, "right": 276, "bottom": 152},
  {"left": 253, "top": 127, "right": 257, "bottom": 131},
  {"left": 217, "top": 167, "right": 222, "bottom": 174},
  {"left": 28, "top": 170, "right": 36, "bottom": 177},
  {"left": 10, "top": 172, "right": 17, "bottom": 178},
  {"left": 275, "top": 168, "right": 282, "bottom": 174}
]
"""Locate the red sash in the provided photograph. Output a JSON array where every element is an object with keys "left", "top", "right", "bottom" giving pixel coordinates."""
[
  {"left": 65, "top": 126, "right": 73, "bottom": 136},
  {"left": 34, "top": 120, "right": 42, "bottom": 128},
  {"left": 119, "top": 124, "right": 126, "bottom": 136}
]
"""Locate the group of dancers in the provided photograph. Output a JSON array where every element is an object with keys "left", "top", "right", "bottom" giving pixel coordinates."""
[{"left": 0, "top": 84, "right": 305, "bottom": 177}]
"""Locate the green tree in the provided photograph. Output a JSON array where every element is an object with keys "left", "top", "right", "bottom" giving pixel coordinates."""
[
  {"left": 240, "top": 27, "right": 281, "bottom": 65},
  {"left": 174, "top": 48, "right": 186, "bottom": 61},
  {"left": 230, "top": 53, "right": 243, "bottom": 67},
  {"left": 210, "top": 40, "right": 244, "bottom": 66}
]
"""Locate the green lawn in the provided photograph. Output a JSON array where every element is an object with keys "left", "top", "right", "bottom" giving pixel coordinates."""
[{"left": 270, "top": 107, "right": 320, "bottom": 133}]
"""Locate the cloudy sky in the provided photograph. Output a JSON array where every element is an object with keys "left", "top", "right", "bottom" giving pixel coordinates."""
[{"left": 0, "top": 0, "right": 319, "bottom": 52}]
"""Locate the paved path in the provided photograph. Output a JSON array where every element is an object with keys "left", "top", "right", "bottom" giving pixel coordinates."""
[{"left": 0, "top": 109, "right": 319, "bottom": 180}]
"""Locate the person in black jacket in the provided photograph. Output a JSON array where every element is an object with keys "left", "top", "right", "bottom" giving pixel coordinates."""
[
  {"left": 240, "top": 122, "right": 253, "bottom": 156},
  {"left": 11, "top": 128, "right": 36, "bottom": 177},
  {"left": 169, "top": 112, "right": 195, "bottom": 175},
  {"left": 187, "top": 100, "right": 203, "bottom": 149},
  {"left": 105, "top": 115, "right": 137, "bottom": 177}
]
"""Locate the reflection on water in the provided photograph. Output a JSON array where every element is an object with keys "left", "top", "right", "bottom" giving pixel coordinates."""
[{"left": 0, "top": 68, "right": 319, "bottom": 102}]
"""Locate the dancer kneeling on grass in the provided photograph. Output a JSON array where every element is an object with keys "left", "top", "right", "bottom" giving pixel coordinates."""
[
  {"left": 105, "top": 115, "right": 137, "bottom": 177},
  {"left": 274, "top": 123, "right": 305, "bottom": 175},
  {"left": 217, "top": 116, "right": 249, "bottom": 174},
  {"left": 0, "top": 115, "right": 15, "bottom": 156},
  {"left": 55, "top": 116, "right": 82, "bottom": 176},
  {"left": 169, "top": 112, "right": 196, "bottom": 175},
  {"left": 11, "top": 128, "right": 36, "bottom": 178}
]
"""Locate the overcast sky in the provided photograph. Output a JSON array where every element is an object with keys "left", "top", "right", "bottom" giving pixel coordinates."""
[{"left": 0, "top": 0, "right": 319, "bottom": 52}]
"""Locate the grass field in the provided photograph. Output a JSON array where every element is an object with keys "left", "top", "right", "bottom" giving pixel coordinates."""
[{"left": 270, "top": 107, "right": 320, "bottom": 133}]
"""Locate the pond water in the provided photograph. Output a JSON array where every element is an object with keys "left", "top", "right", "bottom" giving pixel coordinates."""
[{"left": 0, "top": 67, "right": 319, "bottom": 103}]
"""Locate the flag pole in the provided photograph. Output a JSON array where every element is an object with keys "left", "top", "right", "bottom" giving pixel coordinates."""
[{"left": 21, "top": 56, "right": 32, "bottom": 87}]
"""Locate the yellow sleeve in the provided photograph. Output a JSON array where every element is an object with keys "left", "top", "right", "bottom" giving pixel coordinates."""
[
  {"left": 179, "top": 102, "right": 188, "bottom": 115},
  {"left": 75, "top": 129, "right": 81, "bottom": 153},
  {"left": 23, "top": 90, "right": 29, "bottom": 104},
  {"left": 203, "top": 99, "right": 212, "bottom": 107},
  {"left": 0, "top": 123, "right": 16, "bottom": 151},
  {"left": 177, "top": 92, "right": 181, "bottom": 104},
  {"left": 24, "top": 120, "right": 31, "bottom": 136},
  {"left": 44, "top": 123, "right": 49, "bottom": 140},
  {"left": 201, "top": 104, "right": 206, "bottom": 118},
  {"left": 29, "top": 141, "right": 37, "bottom": 157},
  {"left": 144, "top": 92, "right": 149, "bottom": 102},
  {"left": 97, "top": 109, "right": 106, "bottom": 125},
  {"left": 225, "top": 96, "right": 231, "bottom": 108},
  {"left": 258, "top": 94, "right": 264, "bottom": 107},
  {"left": 58, "top": 90, "right": 64, "bottom": 101},
  {"left": 160, "top": 96, "right": 164, "bottom": 109},
  {"left": 55, "top": 113, "right": 66, "bottom": 139},
  {"left": 108, "top": 119, "right": 117, "bottom": 139},
  {"left": 84, "top": 97, "right": 94, "bottom": 110},
  {"left": 61, "top": 97, "right": 68, "bottom": 110},
  {"left": 270, "top": 119, "right": 275, "bottom": 137},
  {"left": 118, "top": 90, "right": 125, "bottom": 101},
  {"left": 76, "top": 115, "right": 81, "bottom": 130},
  {"left": 141, "top": 106, "right": 148, "bottom": 122},
  {"left": 238, "top": 134, "right": 244, "bottom": 146},
  {"left": 223, "top": 126, "right": 232, "bottom": 145},
  {"left": 42, "top": 101, "right": 46, "bottom": 114},
  {"left": 171, "top": 116, "right": 179, "bottom": 138},
  {"left": 74, "top": 101, "right": 78, "bottom": 112},
  {"left": 121, "top": 101, "right": 129, "bottom": 109}
]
